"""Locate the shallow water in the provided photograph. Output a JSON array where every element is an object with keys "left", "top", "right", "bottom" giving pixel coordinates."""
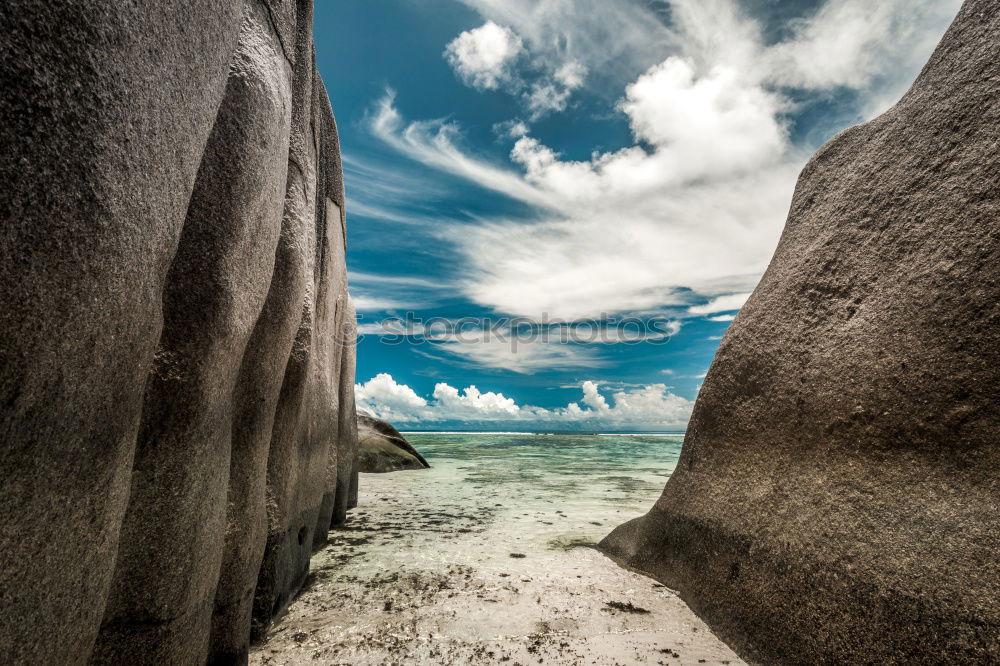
[
  {"left": 251, "top": 433, "right": 742, "bottom": 666},
  {"left": 406, "top": 432, "right": 683, "bottom": 549}
]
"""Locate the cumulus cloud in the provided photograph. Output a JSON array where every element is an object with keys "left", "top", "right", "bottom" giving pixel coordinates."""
[
  {"left": 554, "top": 61, "right": 588, "bottom": 89},
  {"left": 620, "top": 58, "right": 786, "bottom": 177},
  {"left": 432, "top": 383, "right": 521, "bottom": 418},
  {"left": 580, "top": 380, "right": 610, "bottom": 411},
  {"left": 494, "top": 119, "right": 530, "bottom": 139},
  {"left": 356, "top": 374, "right": 694, "bottom": 429},
  {"left": 354, "top": 373, "right": 427, "bottom": 419},
  {"left": 444, "top": 21, "right": 523, "bottom": 90},
  {"left": 373, "top": 0, "right": 958, "bottom": 321},
  {"left": 445, "top": 18, "right": 591, "bottom": 119}
]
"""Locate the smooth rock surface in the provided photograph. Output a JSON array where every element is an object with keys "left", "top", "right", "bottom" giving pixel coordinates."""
[
  {"left": 358, "top": 412, "right": 431, "bottom": 473},
  {"left": 0, "top": 2, "right": 244, "bottom": 664},
  {"left": 601, "top": 2, "right": 1000, "bottom": 664},
  {"left": 0, "top": 2, "right": 357, "bottom": 663},
  {"left": 92, "top": 5, "right": 294, "bottom": 662}
]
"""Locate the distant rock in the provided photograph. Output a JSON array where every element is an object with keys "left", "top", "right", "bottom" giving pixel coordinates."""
[
  {"left": 357, "top": 412, "right": 430, "bottom": 473},
  {"left": 601, "top": 1, "right": 999, "bottom": 664}
]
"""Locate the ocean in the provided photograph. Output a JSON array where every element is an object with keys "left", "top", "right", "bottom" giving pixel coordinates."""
[{"left": 403, "top": 432, "right": 684, "bottom": 539}]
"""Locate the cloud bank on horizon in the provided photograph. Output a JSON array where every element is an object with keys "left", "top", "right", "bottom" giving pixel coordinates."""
[{"left": 356, "top": 373, "right": 694, "bottom": 430}]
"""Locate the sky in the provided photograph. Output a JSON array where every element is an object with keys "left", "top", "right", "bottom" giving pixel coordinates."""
[{"left": 313, "top": 0, "right": 961, "bottom": 431}]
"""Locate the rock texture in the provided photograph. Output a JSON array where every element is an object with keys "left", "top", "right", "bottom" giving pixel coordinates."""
[
  {"left": 601, "top": 2, "right": 999, "bottom": 664},
  {"left": 358, "top": 412, "right": 431, "bottom": 473},
  {"left": 0, "top": 2, "right": 358, "bottom": 664}
]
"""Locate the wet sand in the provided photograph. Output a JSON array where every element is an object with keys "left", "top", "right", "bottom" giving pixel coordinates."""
[{"left": 250, "top": 436, "right": 743, "bottom": 666}]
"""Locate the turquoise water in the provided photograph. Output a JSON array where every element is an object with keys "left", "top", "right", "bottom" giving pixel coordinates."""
[
  {"left": 403, "top": 432, "right": 683, "bottom": 534},
  {"left": 323, "top": 431, "right": 686, "bottom": 589}
]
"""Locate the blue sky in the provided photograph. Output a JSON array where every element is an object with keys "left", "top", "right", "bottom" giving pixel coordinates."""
[{"left": 313, "top": 0, "right": 959, "bottom": 431}]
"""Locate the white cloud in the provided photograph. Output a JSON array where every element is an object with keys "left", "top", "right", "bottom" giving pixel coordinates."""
[
  {"left": 620, "top": 58, "right": 786, "bottom": 178},
  {"left": 526, "top": 82, "right": 573, "bottom": 118},
  {"left": 523, "top": 60, "right": 589, "bottom": 119},
  {"left": 356, "top": 374, "right": 694, "bottom": 429},
  {"left": 554, "top": 61, "right": 588, "bottom": 89},
  {"left": 455, "top": 0, "right": 959, "bottom": 108},
  {"left": 494, "top": 119, "right": 530, "bottom": 139},
  {"left": 370, "top": 89, "right": 553, "bottom": 209},
  {"left": 454, "top": 0, "right": 677, "bottom": 92},
  {"left": 355, "top": 373, "right": 428, "bottom": 419},
  {"left": 707, "top": 314, "right": 736, "bottom": 322},
  {"left": 762, "top": 0, "right": 962, "bottom": 96},
  {"left": 687, "top": 292, "right": 751, "bottom": 315},
  {"left": 351, "top": 295, "right": 412, "bottom": 312},
  {"left": 357, "top": 319, "right": 435, "bottom": 337},
  {"left": 445, "top": 21, "right": 523, "bottom": 90},
  {"left": 444, "top": 16, "right": 592, "bottom": 119},
  {"left": 447, "top": 66, "right": 800, "bottom": 319},
  {"left": 344, "top": 154, "right": 451, "bottom": 214},
  {"left": 414, "top": 322, "right": 613, "bottom": 374},
  {"left": 580, "top": 380, "right": 610, "bottom": 411},
  {"left": 432, "top": 383, "right": 521, "bottom": 417},
  {"left": 372, "top": 0, "right": 957, "bottom": 322},
  {"left": 371, "top": 49, "right": 796, "bottom": 320}
]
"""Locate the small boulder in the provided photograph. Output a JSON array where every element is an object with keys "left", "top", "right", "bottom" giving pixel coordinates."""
[{"left": 357, "top": 412, "right": 430, "bottom": 473}]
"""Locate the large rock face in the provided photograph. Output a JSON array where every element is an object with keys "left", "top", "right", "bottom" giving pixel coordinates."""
[
  {"left": 601, "top": 2, "right": 999, "bottom": 664},
  {"left": 0, "top": 2, "right": 358, "bottom": 664}
]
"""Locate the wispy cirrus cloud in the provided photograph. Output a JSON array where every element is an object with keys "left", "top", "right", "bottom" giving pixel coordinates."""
[
  {"left": 415, "top": 337, "right": 610, "bottom": 375},
  {"left": 370, "top": 70, "right": 798, "bottom": 319},
  {"left": 359, "top": 316, "right": 681, "bottom": 373},
  {"left": 368, "top": 0, "right": 959, "bottom": 323},
  {"left": 369, "top": 90, "right": 554, "bottom": 209},
  {"left": 349, "top": 271, "right": 451, "bottom": 312}
]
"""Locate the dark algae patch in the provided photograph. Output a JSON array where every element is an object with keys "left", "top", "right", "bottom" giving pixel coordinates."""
[{"left": 605, "top": 600, "right": 651, "bottom": 614}]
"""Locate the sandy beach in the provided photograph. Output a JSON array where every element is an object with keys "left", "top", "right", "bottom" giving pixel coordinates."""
[{"left": 250, "top": 434, "right": 742, "bottom": 666}]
